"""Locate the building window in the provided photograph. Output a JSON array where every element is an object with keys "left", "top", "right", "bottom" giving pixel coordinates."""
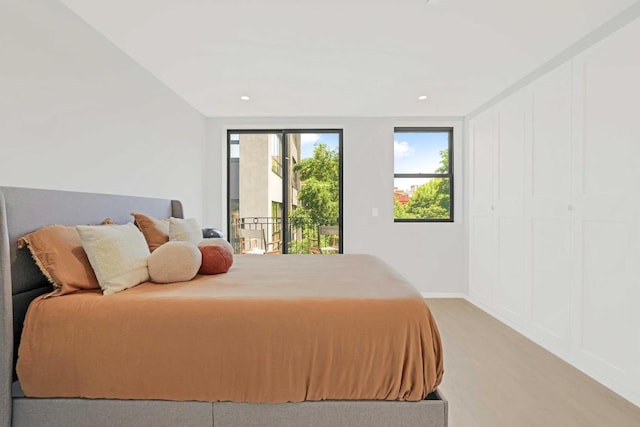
[
  {"left": 393, "top": 127, "right": 453, "bottom": 222},
  {"left": 270, "top": 135, "right": 283, "bottom": 177}
]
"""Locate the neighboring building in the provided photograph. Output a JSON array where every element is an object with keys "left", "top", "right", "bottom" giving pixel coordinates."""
[
  {"left": 229, "top": 134, "right": 301, "bottom": 250},
  {"left": 394, "top": 188, "right": 410, "bottom": 204}
]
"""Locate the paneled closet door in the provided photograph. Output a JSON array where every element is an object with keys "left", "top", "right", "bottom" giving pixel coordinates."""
[
  {"left": 572, "top": 27, "right": 640, "bottom": 392},
  {"left": 468, "top": 110, "right": 497, "bottom": 307},
  {"left": 493, "top": 93, "right": 527, "bottom": 326},
  {"left": 526, "top": 62, "right": 573, "bottom": 356}
]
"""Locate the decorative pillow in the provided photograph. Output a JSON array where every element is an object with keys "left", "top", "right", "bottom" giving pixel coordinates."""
[
  {"left": 131, "top": 212, "right": 169, "bottom": 252},
  {"left": 148, "top": 241, "right": 202, "bottom": 284},
  {"left": 199, "top": 237, "right": 234, "bottom": 254},
  {"left": 76, "top": 223, "right": 151, "bottom": 296},
  {"left": 17, "top": 225, "right": 100, "bottom": 295},
  {"left": 169, "top": 217, "right": 202, "bottom": 245},
  {"left": 199, "top": 244, "right": 234, "bottom": 275}
]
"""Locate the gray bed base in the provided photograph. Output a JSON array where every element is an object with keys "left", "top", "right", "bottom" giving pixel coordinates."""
[{"left": 0, "top": 186, "right": 447, "bottom": 427}]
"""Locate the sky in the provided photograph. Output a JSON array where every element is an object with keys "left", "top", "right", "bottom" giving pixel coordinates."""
[
  {"left": 298, "top": 131, "right": 447, "bottom": 193},
  {"left": 229, "top": 132, "right": 340, "bottom": 160},
  {"left": 231, "top": 131, "right": 446, "bottom": 193},
  {"left": 300, "top": 133, "right": 340, "bottom": 159},
  {"left": 394, "top": 131, "right": 449, "bottom": 192}
]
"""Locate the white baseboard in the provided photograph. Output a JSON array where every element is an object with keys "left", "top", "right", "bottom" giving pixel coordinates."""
[{"left": 420, "top": 292, "right": 468, "bottom": 299}]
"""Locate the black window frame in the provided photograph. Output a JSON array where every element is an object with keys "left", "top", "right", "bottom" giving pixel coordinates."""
[
  {"left": 226, "top": 129, "right": 344, "bottom": 253},
  {"left": 393, "top": 127, "right": 454, "bottom": 223}
]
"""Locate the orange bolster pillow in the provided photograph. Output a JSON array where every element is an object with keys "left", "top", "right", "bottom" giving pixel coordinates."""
[{"left": 199, "top": 244, "right": 233, "bottom": 275}]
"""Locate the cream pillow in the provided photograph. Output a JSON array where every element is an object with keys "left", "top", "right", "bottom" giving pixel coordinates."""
[
  {"left": 169, "top": 217, "right": 202, "bottom": 245},
  {"left": 76, "top": 223, "right": 151, "bottom": 296},
  {"left": 148, "top": 241, "right": 202, "bottom": 284}
]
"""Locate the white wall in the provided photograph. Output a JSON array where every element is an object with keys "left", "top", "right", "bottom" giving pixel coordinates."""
[
  {"left": 467, "top": 16, "right": 640, "bottom": 407},
  {"left": 0, "top": 0, "right": 206, "bottom": 220},
  {"left": 206, "top": 117, "right": 465, "bottom": 295}
]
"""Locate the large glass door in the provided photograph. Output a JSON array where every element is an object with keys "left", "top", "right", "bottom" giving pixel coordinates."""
[{"left": 227, "top": 130, "right": 342, "bottom": 255}]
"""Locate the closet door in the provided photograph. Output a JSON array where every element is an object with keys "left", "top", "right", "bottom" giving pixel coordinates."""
[
  {"left": 468, "top": 110, "right": 497, "bottom": 307},
  {"left": 526, "top": 62, "right": 573, "bottom": 356},
  {"left": 493, "top": 93, "right": 527, "bottom": 325},
  {"left": 572, "top": 23, "right": 640, "bottom": 390}
]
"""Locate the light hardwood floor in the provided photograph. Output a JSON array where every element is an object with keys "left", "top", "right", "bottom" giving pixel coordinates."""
[{"left": 425, "top": 298, "right": 640, "bottom": 427}]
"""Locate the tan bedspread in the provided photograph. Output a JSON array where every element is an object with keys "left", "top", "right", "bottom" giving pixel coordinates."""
[{"left": 17, "top": 254, "right": 443, "bottom": 402}]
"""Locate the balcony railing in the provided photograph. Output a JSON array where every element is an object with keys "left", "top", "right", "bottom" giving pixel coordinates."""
[{"left": 230, "top": 216, "right": 338, "bottom": 255}]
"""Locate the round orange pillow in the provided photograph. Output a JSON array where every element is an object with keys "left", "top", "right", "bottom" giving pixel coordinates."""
[{"left": 199, "top": 244, "right": 233, "bottom": 274}]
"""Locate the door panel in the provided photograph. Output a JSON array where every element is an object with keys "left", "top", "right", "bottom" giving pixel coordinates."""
[
  {"left": 528, "top": 63, "right": 573, "bottom": 353},
  {"left": 228, "top": 130, "right": 342, "bottom": 255},
  {"left": 228, "top": 132, "right": 283, "bottom": 254}
]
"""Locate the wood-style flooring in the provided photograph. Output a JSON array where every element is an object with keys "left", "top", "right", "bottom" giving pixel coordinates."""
[{"left": 425, "top": 298, "right": 640, "bottom": 427}]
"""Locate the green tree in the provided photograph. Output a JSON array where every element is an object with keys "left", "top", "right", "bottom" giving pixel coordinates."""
[
  {"left": 435, "top": 150, "right": 448, "bottom": 173},
  {"left": 394, "top": 150, "right": 450, "bottom": 220},
  {"left": 290, "top": 143, "right": 339, "bottom": 227}
]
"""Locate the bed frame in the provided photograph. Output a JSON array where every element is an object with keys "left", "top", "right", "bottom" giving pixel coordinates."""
[{"left": 0, "top": 186, "right": 447, "bottom": 427}]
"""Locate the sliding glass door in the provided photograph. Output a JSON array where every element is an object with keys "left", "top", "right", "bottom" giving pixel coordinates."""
[{"left": 227, "top": 130, "right": 342, "bottom": 255}]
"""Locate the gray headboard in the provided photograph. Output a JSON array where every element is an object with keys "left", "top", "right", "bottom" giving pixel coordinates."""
[{"left": 0, "top": 186, "right": 183, "bottom": 421}]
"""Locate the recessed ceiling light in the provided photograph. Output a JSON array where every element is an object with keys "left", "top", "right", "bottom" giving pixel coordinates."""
[
  {"left": 240, "top": 95, "right": 250, "bottom": 101},
  {"left": 418, "top": 95, "right": 428, "bottom": 101}
]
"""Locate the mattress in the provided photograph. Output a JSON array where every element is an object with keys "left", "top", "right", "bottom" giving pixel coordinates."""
[{"left": 17, "top": 254, "right": 443, "bottom": 403}]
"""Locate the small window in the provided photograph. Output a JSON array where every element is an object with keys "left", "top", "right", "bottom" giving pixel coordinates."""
[
  {"left": 394, "top": 128, "right": 453, "bottom": 222},
  {"left": 270, "top": 135, "right": 283, "bottom": 177}
]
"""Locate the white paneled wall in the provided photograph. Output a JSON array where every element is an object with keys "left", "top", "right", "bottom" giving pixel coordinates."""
[
  {"left": 468, "top": 18, "right": 640, "bottom": 407},
  {"left": 469, "top": 113, "right": 496, "bottom": 307},
  {"left": 495, "top": 93, "right": 527, "bottom": 326},
  {"left": 529, "top": 63, "right": 573, "bottom": 357}
]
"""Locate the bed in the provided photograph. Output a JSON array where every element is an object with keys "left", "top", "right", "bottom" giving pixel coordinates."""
[{"left": 0, "top": 186, "right": 447, "bottom": 427}]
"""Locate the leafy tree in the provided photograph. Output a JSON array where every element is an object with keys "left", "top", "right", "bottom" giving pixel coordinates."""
[
  {"left": 394, "top": 198, "right": 411, "bottom": 219},
  {"left": 289, "top": 143, "right": 339, "bottom": 227},
  {"left": 394, "top": 150, "right": 450, "bottom": 220},
  {"left": 406, "top": 178, "right": 449, "bottom": 219},
  {"left": 435, "top": 150, "right": 448, "bottom": 173}
]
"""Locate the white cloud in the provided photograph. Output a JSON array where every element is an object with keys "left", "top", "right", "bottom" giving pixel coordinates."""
[
  {"left": 300, "top": 133, "right": 321, "bottom": 145},
  {"left": 394, "top": 140, "right": 414, "bottom": 158}
]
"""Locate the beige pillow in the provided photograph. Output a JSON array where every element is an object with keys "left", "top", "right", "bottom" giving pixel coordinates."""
[
  {"left": 131, "top": 212, "right": 169, "bottom": 252},
  {"left": 169, "top": 217, "right": 202, "bottom": 245},
  {"left": 17, "top": 225, "right": 100, "bottom": 295},
  {"left": 76, "top": 223, "right": 151, "bottom": 295},
  {"left": 148, "top": 241, "right": 202, "bottom": 284}
]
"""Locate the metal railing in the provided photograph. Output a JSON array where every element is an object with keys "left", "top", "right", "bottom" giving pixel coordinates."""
[{"left": 230, "top": 217, "right": 338, "bottom": 254}]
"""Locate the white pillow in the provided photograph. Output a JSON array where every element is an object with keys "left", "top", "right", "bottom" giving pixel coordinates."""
[
  {"left": 169, "top": 217, "right": 202, "bottom": 245},
  {"left": 76, "top": 223, "right": 151, "bottom": 296},
  {"left": 148, "top": 241, "right": 201, "bottom": 284}
]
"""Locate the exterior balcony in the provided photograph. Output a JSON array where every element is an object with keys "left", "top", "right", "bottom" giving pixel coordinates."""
[{"left": 230, "top": 216, "right": 339, "bottom": 255}]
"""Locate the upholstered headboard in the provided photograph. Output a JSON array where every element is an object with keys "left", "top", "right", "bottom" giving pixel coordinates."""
[{"left": 0, "top": 186, "right": 183, "bottom": 424}]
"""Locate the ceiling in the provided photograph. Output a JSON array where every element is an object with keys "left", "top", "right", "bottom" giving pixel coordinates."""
[{"left": 59, "top": 0, "right": 636, "bottom": 117}]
